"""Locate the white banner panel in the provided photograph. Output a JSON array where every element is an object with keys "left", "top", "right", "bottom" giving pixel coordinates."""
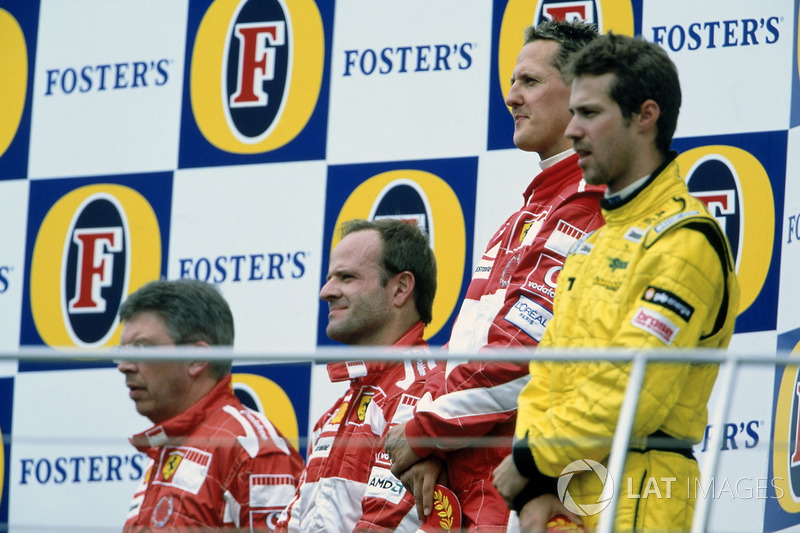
[
  {"left": 28, "top": 0, "right": 188, "bottom": 179},
  {"left": 168, "top": 161, "right": 327, "bottom": 352},
  {"left": 642, "top": 0, "right": 794, "bottom": 138},
  {"left": 696, "top": 331, "right": 778, "bottom": 533},
  {"left": 778, "top": 126, "right": 800, "bottom": 334},
  {"left": 326, "top": 0, "right": 493, "bottom": 164},
  {"left": 9, "top": 368, "right": 147, "bottom": 531}
]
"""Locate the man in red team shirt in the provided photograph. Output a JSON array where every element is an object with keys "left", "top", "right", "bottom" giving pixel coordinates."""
[
  {"left": 118, "top": 278, "right": 303, "bottom": 531},
  {"left": 385, "top": 20, "right": 605, "bottom": 530},
  {"left": 277, "top": 218, "right": 444, "bottom": 532}
]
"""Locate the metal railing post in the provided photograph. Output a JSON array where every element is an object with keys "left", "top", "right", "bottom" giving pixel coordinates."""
[{"left": 596, "top": 350, "right": 648, "bottom": 533}]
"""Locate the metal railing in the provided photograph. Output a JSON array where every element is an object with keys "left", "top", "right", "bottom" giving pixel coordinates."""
[{"left": 1, "top": 345, "right": 791, "bottom": 532}]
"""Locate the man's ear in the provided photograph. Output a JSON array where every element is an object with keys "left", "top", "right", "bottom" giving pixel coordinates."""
[
  {"left": 188, "top": 360, "right": 210, "bottom": 378},
  {"left": 637, "top": 99, "right": 660, "bottom": 132},
  {"left": 187, "top": 341, "right": 211, "bottom": 378},
  {"left": 391, "top": 271, "right": 416, "bottom": 308}
]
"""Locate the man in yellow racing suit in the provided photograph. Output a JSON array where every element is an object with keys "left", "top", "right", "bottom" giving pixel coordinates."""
[{"left": 493, "top": 33, "right": 740, "bottom": 532}]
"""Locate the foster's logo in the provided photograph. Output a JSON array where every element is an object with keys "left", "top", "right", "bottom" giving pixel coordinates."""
[
  {"left": 678, "top": 145, "right": 773, "bottom": 319},
  {"left": 29, "top": 184, "right": 162, "bottom": 348},
  {"left": 772, "top": 342, "right": 800, "bottom": 513},
  {"left": 190, "top": 0, "right": 324, "bottom": 153},
  {"left": 0, "top": 8, "right": 27, "bottom": 159}
]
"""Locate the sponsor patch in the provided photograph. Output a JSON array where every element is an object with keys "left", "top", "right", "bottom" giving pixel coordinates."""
[
  {"left": 653, "top": 211, "right": 700, "bottom": 234},
  {"left": 573, "top": 241, "right": 594, "bottom": 256},
  {"left": 631, "top": 306, "right": 679, "bottom": 345},
  {"left": 519, "top": 212, "right": 547, "bottom": 246},
  {"left": 155, "top": 447, "right": 211, "bottom": 495},
  {"left": 473, "top": 258, "right": 493, "bottom": 280},
  {"left": 608, "top": 257, "right": 628, "bottom": 271},
  {"left": 642, "top": 286, "right": 694, "bottom": 322},
  {"left": 356, "top": 391, "right": 374, "bottom": 422},
  {"left": 250, "top": 474, "right": 296, "bottom": 507},
  {"left": 624, "top": 227, "right": 646, "bottom": 243},
  {"left": 391, "top": 393, "right": 419, "bottom": 423},
  {"left": 503, "top": 295, "right": 553, "bottom": 342},
  {"left": 310, "top": 435, "right": 335, "bottom": 460},
  {"left": 544, "top": 219, "right": 586, "bottom": 257},
  {"left": 364, "top": 466, "right": 406, "bottom": 504}
]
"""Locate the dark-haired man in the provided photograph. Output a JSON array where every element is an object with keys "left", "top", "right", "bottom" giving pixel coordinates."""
[{"left": 497, "top": 32, "right": 740, "bottom": 531}]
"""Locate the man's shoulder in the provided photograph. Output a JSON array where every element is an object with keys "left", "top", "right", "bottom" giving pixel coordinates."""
[{"left": 204, "top": 402, "right": 296, "bottom": 457}]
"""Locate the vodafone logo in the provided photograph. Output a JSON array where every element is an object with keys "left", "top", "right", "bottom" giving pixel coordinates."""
[{"left": 190, "top": 0, "right": 324, "bottom": 153}]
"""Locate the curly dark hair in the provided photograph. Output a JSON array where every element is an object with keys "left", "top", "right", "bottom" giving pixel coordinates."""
[{"left": 566, "top": 31, "right": 682, "bottom": 155}]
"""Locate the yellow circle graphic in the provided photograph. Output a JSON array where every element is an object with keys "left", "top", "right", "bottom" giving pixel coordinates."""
[
  {"left": 233, "top": 373, "right": 299, "bottom": 451},
  {"left": 191, "top": 0, "right": 324, "bottom": 153},
  {"left": 677, "top": 146, "right": 773, "bottom": 316},
  {"left": 772, "top": 340, "right": 800, "bottom": 512},
  {"left": 331, "top": 170, "right": 467, "bottom": 340},
  {"left": 30, "top": 184, "right": 161, "bottom": 348},
  {"left": 0, "top": 9, "right": 27, "bottom": 157},
  {"left": 498, "top": 0, "right": 633, "bottom": 109}
]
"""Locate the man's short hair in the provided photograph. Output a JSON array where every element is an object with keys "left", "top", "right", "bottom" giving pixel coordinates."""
[
  {"left": 339, "top": 218, "right": 437, "bottom": 325},
  {"left": 566, "top": 32, "right": 682, "bottom": 155},
  {"left": 523, "top": 19, "right": 599, "bottom": 81},
  {"left": 119, "top": 278, "right": 234, "bottom": 378}
]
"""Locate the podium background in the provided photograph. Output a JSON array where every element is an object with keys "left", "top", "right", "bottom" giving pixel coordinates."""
[{"left": 0, "top": 0, "right": 799, "bottom": 530}]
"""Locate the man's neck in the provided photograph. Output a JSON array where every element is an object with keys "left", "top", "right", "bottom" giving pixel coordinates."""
[{"left": 539, "top": 148, "right": 575, "bottom": 170}]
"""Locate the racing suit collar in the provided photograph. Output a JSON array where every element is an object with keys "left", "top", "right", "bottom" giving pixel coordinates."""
[
  {"left": 129, "top": 375, "right": 234, "bottom": 453},
  {"left": 326, "top": 321, "right": 429, "bottom": 382},
  {"left": 601, "top": 151, "right": 679, "bottom": 211}
]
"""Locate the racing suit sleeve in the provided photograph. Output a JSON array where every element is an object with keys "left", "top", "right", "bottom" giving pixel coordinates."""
[
  {"left": 406, "top": 195, "right": 605, "bottom": 457},
  {"left": 513, "top": 228, "right": 728, "bottom": 499}
]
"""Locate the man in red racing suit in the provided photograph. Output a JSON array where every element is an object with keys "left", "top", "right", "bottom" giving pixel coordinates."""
[
  {"left": 277, "top": 323, "right": 443, "bottom": 532},
  {"left": 124, "top": 375, "right": 304, "bottom": 530},
  {"left": 117, "top": 279, "right": 303, "bottom": 531},
  {"left": 277, "top": 218, "right": 443, "bottom": 532}
]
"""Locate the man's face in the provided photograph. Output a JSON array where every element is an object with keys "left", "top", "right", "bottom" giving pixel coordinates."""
[
  {"left": 505, "top": 39, "right": 573, "bottom": 159},
  {"left": 566, "top": 72, "right": 638, "bottom": 193},
  {"left": 319, "top": 229, "right": 394, "bottom": 346},
  {"left": 117, "top": 311, "right": 192, "bottom": 424}
]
